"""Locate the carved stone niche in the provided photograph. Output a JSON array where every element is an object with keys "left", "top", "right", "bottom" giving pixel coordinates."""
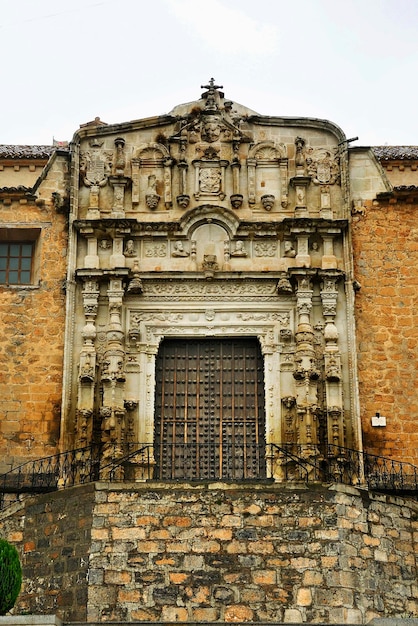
[
  {"left": 247, "top": 142, "right": 288, "bottom": 208},
  {"left": 131, "top": 143, "right": 173, "bottom": 209},
  {"left": 191, "top": 222, "right": 229, "bottom": 271}
]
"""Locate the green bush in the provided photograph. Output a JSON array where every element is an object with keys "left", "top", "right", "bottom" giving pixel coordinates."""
[{"left": 0, "top": 538, "right": 22, "bottom": 615}]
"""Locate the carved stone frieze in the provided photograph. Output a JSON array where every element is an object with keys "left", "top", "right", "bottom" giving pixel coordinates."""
[
  {"left": 144, "top": 242, "right": 167, "bottom": 257},
  {"left": 254, "top": 241, "right": 278, "bottom": 257},
  {"left": 138, "top": 279, "right": 280, "bottom": 300}
]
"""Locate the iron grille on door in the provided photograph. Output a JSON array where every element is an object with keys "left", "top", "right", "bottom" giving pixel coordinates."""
[{"left": 154, "top": 338, "right": 266, "bottom": 480}]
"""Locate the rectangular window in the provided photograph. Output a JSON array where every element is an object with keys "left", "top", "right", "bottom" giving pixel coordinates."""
[
  {"left": 0, "top": 228, "right": 41, "bottom": 286},
  {"left": 0, "top": 242, "right": 34, "bottom": 285}
]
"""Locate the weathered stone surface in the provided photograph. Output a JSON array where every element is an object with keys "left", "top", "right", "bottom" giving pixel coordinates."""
[
  {"left": 1, "top": 483, "right": 417, "bottom": 623},
  {"left": 353, "top": 193, "right": 418, "bottom": 465}
]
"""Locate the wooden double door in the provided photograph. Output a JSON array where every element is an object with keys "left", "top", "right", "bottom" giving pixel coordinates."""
[{"left": 154, "top": 338, "right": 266, "bottom": 480}]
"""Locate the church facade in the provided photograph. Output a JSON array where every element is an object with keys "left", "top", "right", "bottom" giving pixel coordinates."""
[
  {"left": 2, "top": 81, "right": 416, "bottom": 476},
  {"left": 61, "top": 79, "right": 361, "bottom": 481},
  {"left": 1, "top": 82, "right": 418, "bottom": 623}
]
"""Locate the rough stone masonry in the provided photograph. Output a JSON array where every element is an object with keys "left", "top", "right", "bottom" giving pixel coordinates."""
[{"left": 1, "top": 482, "right": 417, "bottom": 623}]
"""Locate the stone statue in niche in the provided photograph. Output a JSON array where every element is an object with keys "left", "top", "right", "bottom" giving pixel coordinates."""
[
  {"left": 295, "top": 136, "right": 306, "bottom": 173},
  {"left": 231, "top": 240, "right": 247, "bottom": 257},
  {"left": 172, "top": 241, "right": 189, "bottom": 257},
  {"left": 146, "top": 174, "right": 160, "bottom": 209},
  {"left": 283, "top": 241, "right": 296, "bottom": 258},
  {"left": 124, "top": 240, "right": 136, "bottom": 257},
  {"left": 114, "top": 137, "right": 126, "bottom": 175},
  {"left": 310, "top": 241, "right": 322, "bottom": 266}
]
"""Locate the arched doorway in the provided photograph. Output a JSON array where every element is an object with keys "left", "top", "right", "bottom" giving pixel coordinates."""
[{"left": 154, "top": 337, "right": 266, "bottom": 480}]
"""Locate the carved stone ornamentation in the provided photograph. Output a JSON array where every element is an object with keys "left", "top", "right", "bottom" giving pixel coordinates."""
[
  {"left": 177, "top": 194, "right": 190, "bottom": 208},
  {"left": 261, "top": 194, "right": 275, "bottom": 211},
  {"left": 254, "top": 242, "right": 277, "bottom": 257},
  {"left": 172, "top": 241, "right": 189, "bottom": 257},
  {"left": 80, "top": 140, "right": 113, "bottom": 214},
  {"left": 202, "top": 254, "right": 219, "bottom": 275},
  {"left": 230, "top": 240, "right": 247, "bottom": 257},
  {"left": 127, "top": 260, "right": 143, "bottom": 295},
  {"left": 114, "top": 137, "right": 126, "bottom": 176},
  {"left": 277, "top": 277, "right": 293, "bottom": 294},
  {"left": 295, "top": 137, "right": 306, "bottom": 175},
  {"left": 230, "top": 194, "right": 243, "bottom": 209},
  {"left": 247, "top": 141, "right": 288, "bottom": 208},
  {"left": 306, "top": 147, "right": 340, "bottom": 185}
]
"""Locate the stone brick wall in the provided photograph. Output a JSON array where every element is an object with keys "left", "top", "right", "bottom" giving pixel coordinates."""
[
  {"left": 0, "top": 155, "right": 68, "bottom": 472},
  {"left": 1, "top": 482, "right": 417, "bottom": 624},
  {"left": 0, "top": 484, "right": 95, "bottom": 622},
  {"left": 352, "top": 197, "right": 418, "bottom": 464}
]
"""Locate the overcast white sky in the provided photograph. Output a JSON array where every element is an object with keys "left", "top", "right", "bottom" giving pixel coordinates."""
[{"left": 1, "top": 0, "right": 417, "bottom": 147}]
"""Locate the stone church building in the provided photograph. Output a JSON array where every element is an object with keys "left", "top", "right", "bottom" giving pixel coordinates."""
[{"left": 0, "top": 81, "right": 417, "bottom": 624}]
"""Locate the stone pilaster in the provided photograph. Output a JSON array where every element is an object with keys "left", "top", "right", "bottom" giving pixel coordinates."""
[
  {"left": 320, "top": 270, "right": 345, "bottom": 448},
  {"left": 75, "top": 278, "right": 99, "bottom": 447}
]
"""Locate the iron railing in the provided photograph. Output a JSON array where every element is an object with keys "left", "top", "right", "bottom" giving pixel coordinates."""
[{"left": 1, "top": 442, "right": 417, "bottom": 510}]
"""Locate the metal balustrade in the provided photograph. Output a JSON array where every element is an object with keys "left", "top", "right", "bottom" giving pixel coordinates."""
[{"left": 1, "top": 442, "right": 417, "bottom": 510}]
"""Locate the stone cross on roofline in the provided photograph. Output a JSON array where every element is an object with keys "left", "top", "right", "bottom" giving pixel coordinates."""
[{"left": 201, "top": 77, "right": 224, "bottom": 111}]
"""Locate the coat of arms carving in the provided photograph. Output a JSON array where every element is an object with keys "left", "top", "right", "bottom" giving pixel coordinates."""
[{"left": 306, "top": 147, "right": 340, "bottom": 185}]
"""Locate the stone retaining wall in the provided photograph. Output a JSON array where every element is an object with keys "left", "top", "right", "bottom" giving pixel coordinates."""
[{"left": 1, "top": 482, "right": 417, "bottom": 624}]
